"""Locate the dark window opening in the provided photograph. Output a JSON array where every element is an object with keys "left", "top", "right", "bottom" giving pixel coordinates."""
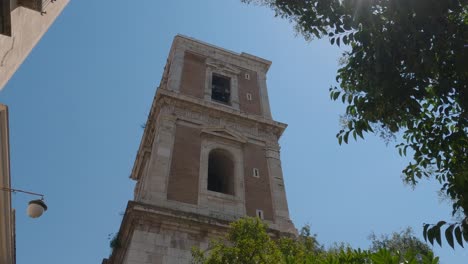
[
  {"left": 211, "top": 74, "right": 231, "bottom": 104},
  {"left": 207, "top": 149, "right": 234, "bottom": 195},
  {"left": 256, "top": 210, "right": 264, "bottom": 219}
]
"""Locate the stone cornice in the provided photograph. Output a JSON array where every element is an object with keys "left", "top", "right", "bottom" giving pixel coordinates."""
[
  {"left": 104, "top": 201, "right": 232, "bottom": 264},
  {"left": 157, "top": 89, "right": 287, "bottom": 133},
  {"left": 171, "top": 35, "right": 272, "bottom": 73},
  {"left": 103, "top": 201, "right": 293, "bottom": 264}
]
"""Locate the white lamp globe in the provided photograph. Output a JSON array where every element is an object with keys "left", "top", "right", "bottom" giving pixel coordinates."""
[{"left": 27, "top": 199, "right": 47, "bottom": 218}]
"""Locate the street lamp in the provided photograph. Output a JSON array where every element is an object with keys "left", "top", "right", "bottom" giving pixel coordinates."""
[{"left": 0, "top": 187, "right": 47, "bottom": 218}]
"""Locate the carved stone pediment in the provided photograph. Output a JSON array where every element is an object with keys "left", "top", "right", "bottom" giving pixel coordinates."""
[
  {"left": 201, "top": 126, "right": 247, "bottom": 143},
  {"left": 206, "top": 59, "right": 241, "bottom": 75}
]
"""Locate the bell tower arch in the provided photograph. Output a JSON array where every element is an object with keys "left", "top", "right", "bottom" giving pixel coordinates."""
[{"left": 103, "top": 35, "right": 295, "bottom": 264}]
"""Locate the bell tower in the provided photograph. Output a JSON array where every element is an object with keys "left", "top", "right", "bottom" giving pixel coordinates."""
[{"left": 104, "top": 35, "right": 296, "bottom": 264}]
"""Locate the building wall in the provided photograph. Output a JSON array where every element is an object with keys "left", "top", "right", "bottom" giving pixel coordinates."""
[
  {"left": 0, "top": 104, "right": 14, "bottom": 264},
  {"left": 0, "top": 0, "right": 69, "bottom": 90},
  {"left": 178, "top": 50, "right": 263, "bottom": 117},
  {"left": 132, "top": 89, "right": 294, "bottom": 232},
  {"left": 166, "top": 36, "right": 272, "bottom": 119},
  {"left": 123, "top": 222, "right": 213, "bottom": 264},
  {"left": 166, "top": 124, "right": 201, "bottom": 205},
  {"left": 103, "top": 202, "right": 231, "bottom": 264},
  {"left": 243, "top": 143, "right": 274, "bottom": 221},
  {"left": 179, "top": 52, "right": 206, "bottom": 99},
  {"left": 238, "top": 70, "right": 262, "bottom": 115}
]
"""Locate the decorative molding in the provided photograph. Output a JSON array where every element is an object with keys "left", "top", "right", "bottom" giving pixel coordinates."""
[
  {"left": 168, "top": 35, "right": 271, "bottom": 74},
  {"left": 206, "top": 59, "right": 242, "bottom": 75},
  {"left": 201, "top": 126, "right": 247, "bottom": 144}
]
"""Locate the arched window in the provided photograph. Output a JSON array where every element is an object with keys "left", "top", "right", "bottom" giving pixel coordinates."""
[{"left": 207, "top": 149, "right": 234, "bottom": 195}]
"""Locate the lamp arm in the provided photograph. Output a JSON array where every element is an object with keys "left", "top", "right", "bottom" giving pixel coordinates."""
[{"left": 0, "top": 186, "right": 45, "bottom": 199}]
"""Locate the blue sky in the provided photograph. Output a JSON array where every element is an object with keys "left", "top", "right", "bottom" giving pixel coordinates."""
[{"left": 1, "top": 0, "right": 466, "bottom": 263}]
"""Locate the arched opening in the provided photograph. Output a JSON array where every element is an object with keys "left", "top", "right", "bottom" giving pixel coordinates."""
[{"left": 207, "top": 149, "right": 234, "bottom": 195}]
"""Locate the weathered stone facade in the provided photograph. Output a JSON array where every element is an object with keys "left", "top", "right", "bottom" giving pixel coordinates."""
[
  {"left": 0, "top": 0, "right": 69, "bottom": 90},
  {"left": 103, "top": 35, "right": 295, "bottom": 264},
  {"left": 0, "top": 104, "right": 14, "bottom": 264}
]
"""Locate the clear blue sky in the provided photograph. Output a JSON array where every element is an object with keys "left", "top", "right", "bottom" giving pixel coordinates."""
[{"left": 1, "top": 1, "right": 466, "bottom": 263}]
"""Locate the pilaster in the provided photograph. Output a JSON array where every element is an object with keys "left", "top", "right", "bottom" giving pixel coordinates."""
[
  {"left": 167, "top": 46, "right": 185, "bottom": 92},
  {"left": 257, "top": 72, "right": 272, "bottom": 119},
  {"left": 265, "top": 146, "right": 297, "bottom": 234}
]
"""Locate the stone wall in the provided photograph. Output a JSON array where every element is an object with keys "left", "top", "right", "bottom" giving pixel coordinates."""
[
  {"left": 238, "top": 70, "right": 262, "bottom": 116},
  {"left": 165, "top": 35, "right": 272, "bottom": 119},
  {"left": 105, "top": 202, "right": 229, "bottom": 264},
  {"left": 243, "top": 143, "right": 274, "bottom": 221},
  {"left": 130, "top": 90, "right": 295, "bottom": 233},
  {"left": 180, "top": 52, "right": 206, "bottom": 99},
  {"left": 166, "top": 124, "right": 201, "bottom": 205}
]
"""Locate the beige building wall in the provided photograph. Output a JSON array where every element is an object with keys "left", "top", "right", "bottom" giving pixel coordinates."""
[
  {"left": 0, "top": 0, "right": 69, "bottom": 90},
  {"left": 0, "top": 104, "right": 15, "bottom": 264}
]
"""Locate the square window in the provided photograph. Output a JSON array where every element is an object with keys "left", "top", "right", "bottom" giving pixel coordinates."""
[
  {"left": 246, "top": 93, "right": 252, "bottom": 101},
  {"left": 211, "top": 74, "right": 231, "bottom": 104}
]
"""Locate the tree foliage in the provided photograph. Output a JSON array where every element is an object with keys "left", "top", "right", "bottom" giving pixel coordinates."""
[
  {"left": 192, "top": 218, "right": 439, "bottom": 264},
  {"left": 242, "top": 0, "right": 468, "bottom": 246},
  {"left": 368, "top": 228, "right": 432, "bottom": 261}
]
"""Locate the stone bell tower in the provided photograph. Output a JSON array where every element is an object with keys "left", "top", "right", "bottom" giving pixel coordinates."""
[{"left": 103, "top": 35, "right": 296, "bottom": 264}]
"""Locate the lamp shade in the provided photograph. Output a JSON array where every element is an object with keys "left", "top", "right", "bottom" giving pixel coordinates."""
[{"left": 27, "top": 199, "right": 47, "bottom": 218}]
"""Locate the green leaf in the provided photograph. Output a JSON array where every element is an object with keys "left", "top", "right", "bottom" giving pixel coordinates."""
[
  {"left": 463, "top": 227, "right": 468, "bottom": 242},
  {"left": 434, "top": 226, "right": 442, "bottom": 246},
  {"left": 332, "top": 91, "right": 340, "bottom": 100},
  {"left": 454, "top": 226, "right": 463, "bottom": 248},
  {"left": 330, "top": 38, "right": 335, "bottom": 45},
  {"left": 445, "top": 225, "right": 455, "bottom": 249},
  {"left": 428, "top": 227, "right": 435, "bottom": 245},
  {"left": 356, "top": 129, "right": 363, "bottom": 139},
  {"left": 436, "top": 221, "right": 447, "bottom": 228},
  {"left": 337, "top": 37, "right": 341, "bottom": 47},
  {"left": 423, "top": 224, "right": 430, "bottom": 242},
  {"left": 344, "top": 131, "right": 349, "bottom": 144}
]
